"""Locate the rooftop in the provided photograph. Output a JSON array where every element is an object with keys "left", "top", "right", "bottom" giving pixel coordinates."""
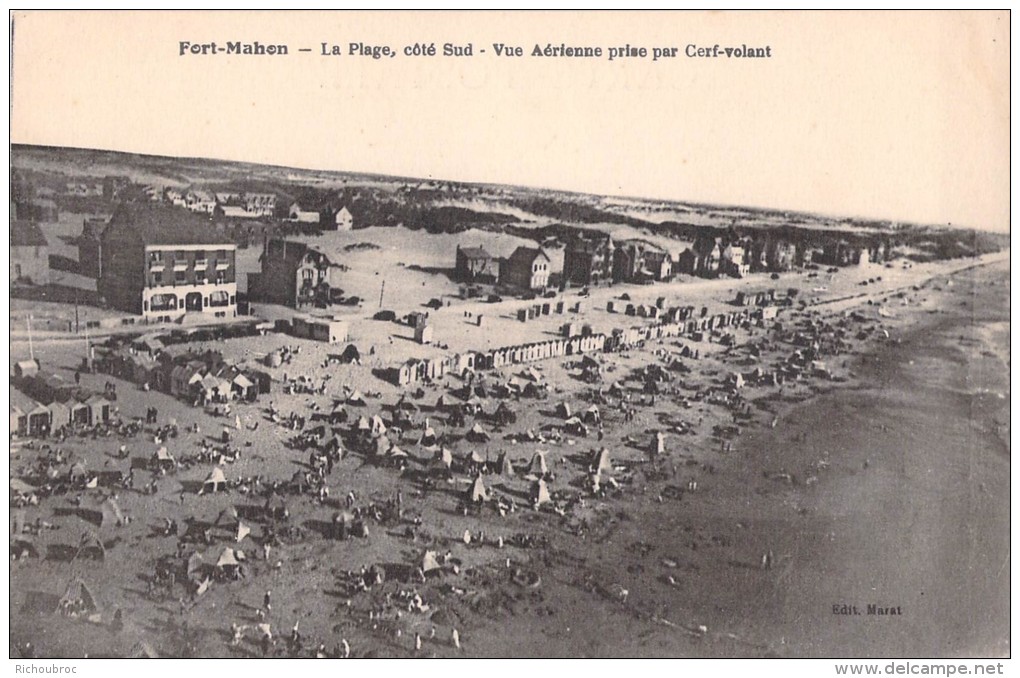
[{"left": 107, "top": 203, "right": 235, "bottom": 246}]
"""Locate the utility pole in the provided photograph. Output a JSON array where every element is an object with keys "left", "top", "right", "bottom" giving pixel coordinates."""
[{"left": 378, "top": 279, "right": 386, "bottom": 309}]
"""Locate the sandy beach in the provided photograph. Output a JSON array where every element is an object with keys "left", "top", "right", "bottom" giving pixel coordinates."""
[{"left": 9, "top": 255, "right": 1009, "bottom": 658}]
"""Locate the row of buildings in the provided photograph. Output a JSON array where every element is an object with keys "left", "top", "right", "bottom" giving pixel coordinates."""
[
  {"left": 456, "top": 229, "right": 887, "bottom": 294},
  {"left": 163, "top": 186, "right": 355, "bottom": 230},
  {"left": 454, "top": 233, "right": 675, "bottom": 292},
  {"left": 92, "top": 345, "right": 271, "bottom": 406},
  {"left": 385, "top": 299, "right": 784, "bottom": 388},
  {"left": 11, "top": 367, "right": 112, "bottom": 437}
]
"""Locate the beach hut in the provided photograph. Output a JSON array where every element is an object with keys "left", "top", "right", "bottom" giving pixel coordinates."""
[{"left": 232, "top": 373, "right": 258, "bottom": 401}]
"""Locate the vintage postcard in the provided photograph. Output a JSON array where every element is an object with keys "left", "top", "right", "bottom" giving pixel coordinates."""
[{"left": 7, "top": 10, "right": 1010, "bottom": 666}]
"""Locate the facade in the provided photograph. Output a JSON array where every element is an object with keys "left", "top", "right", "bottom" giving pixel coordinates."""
[
  {"left": 289, "top": 202, "right": 320, "bottom": 223},
  {"left": 321, "top": 204, "right": 354, "bottom": 231},
  {"left": 97, "top": 203, "right": 237, "bottom": 320},
  {"left": 454, "top": 245, "right": 500, "bottom": 283},
  {"left": 539, "top": 238, "right": 566, "bottom": 288},
  {"left": 292, "top": 315, "right": 349, "bottom": 343},
  {"left": 721, "top": 244, "right": 750, "bottom": 278},
  {"left": 691, "top": 235, "right": 722, "bottom": 277},
  {"left": 642, "top": 250, "right": 674, "bottom": 281},
  {"left": 78, "top": 217, "right": 109, "bottom": 278},
  {"left": 244, "top": 193, "right": 277, "bottom": 217},
  {"left": 185, "top": 190, "right": 218, "bottom": 214},
  {"left": 249, "top": 238, "right": 343, "bottom": 308},
  {"left": 503, "top": 246, "right": 550, "bottom": 291},
  {"left": 10, "top": 220, "right": 50, "bottom": 285},
  {"left": 766, "top": 239, "right": 797, "bottom": 271},
  {"left": 564, "top": 232, "right": 614, "bottom": 287}
]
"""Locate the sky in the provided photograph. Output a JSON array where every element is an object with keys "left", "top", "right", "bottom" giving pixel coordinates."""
[{"left": 9, "top": 10, "right": 1011, "bottom": 233}]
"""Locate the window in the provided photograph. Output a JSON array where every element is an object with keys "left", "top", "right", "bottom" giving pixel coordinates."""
[
  {"left": 209, "top": 291, "right": 230, "bottom": 307},
  {"left": 175, "top": 271, "right": 187, "bottom": 283},
  {"left": 150, "top": 251, "right": 162, "bottom": 262},
  {"left": 152, "top": 272, "right": 163, "bottom": 285},
  {"left": 195, "top": 273, "right": 206, "bottom": 284},
  {"left": 177, "top": 250, "right": 187, "bottom": 259}
]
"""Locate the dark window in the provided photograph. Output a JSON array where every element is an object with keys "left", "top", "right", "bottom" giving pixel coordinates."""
[{"left": 175, "top": 271, "right": 187, "bottom": 283}]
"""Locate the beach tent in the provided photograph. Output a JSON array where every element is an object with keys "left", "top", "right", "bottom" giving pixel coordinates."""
[
  {"left": 418, "top": 427, "right": 438, "bottom": 447},
  {"left": 325, "top": 433, "right": 345, "bottom": 457},
  {"left": 235, "top": 522, "right": 252, "bottom": 543},
  {"left": 531, "top": 479, "right": 551, "bottom": 507},
  {"left": 372, "top": 436, "right": 391, "bottom": 458},
  {"left": 370, "top": 415, "right": 387, "bottom": 437},
  {"left": 348, "top": 391, "right": 366, "bottom": 406},
  {"left": 264, "top": 495, "right": 289, "bottom": 520},
  {"left": 496, "top": 452, "right": 515, "bottom": 477},
  {"left": 564, "top": 416, "right": 587, "bottom": 436},
  {"left": 528, "top": 451, "right": 549, "bottom": 476},
  {"left": 467, "top": 475, "right": 489, "bottom": 503},
  {"left": 583, "top": 405, "right": 601, "bottom": 425},
  {"left": 395, "top": 397, "right": 418, "bottom": 412},
  {"left": 356, "top": 416, "right": 371, "bottom": 431},
  {"left": 555, "top": 402, "right": 572, "bottom": 419},
  {"left": 592, "top": 448, "right": 613, "bottom": 475},
  {"left": 101, "top": 497, "right": 126, "bottom": 527},
  {"left": 421, "top": 550, "right": 442, "bottom": 574},
  {"left": 387, "top": 445, "right": 409, "bottom": 459},
  {"left": 202, "top": 467, "right": 227, "bottom": 493},
  {"left": 186, "top": 552, "right": 205, "bottom": 581},
  {"left": 434, "top": 447, "right": 453, "bottom": 469},
  {"left": 467, "top": 422, "right": 489, "bottom": 442},
  {"left": 68, "top": 462, "right": 89, "bottom": 483},
  {"left": 75, "top": 528, "right": 106, "bottom": 560},
  {"left": 435, "top": 394, "right": 451, "bottom": 410},
  {"left": 330, "top": 403, "right": 349, "bottom": 423},
  {"left": 291, "top": 471, "right": 310, "bottom": 493},
  {"left": 332, "top": 511, "right": 355, "bottom": 540},
  {"left": 340, "top": 344, "right": 361, "bottom": 365},
  {"left": 522, "top": 366, "right": 543, "bottom": 382},
  {"left": 10, "top": 478, "right": 38, "bottom": 502},
  {"left": 493, "top": 402, "right": 517, "bottom": 425},
  {"left": 58, "top": 575, "right": 99, "bottom": 618},
  {"left": 649, "top": 432, "right": 666, "bottom": 456},
  {"left": 213, "top": 506, "right": 239, "bottom": 529}
]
